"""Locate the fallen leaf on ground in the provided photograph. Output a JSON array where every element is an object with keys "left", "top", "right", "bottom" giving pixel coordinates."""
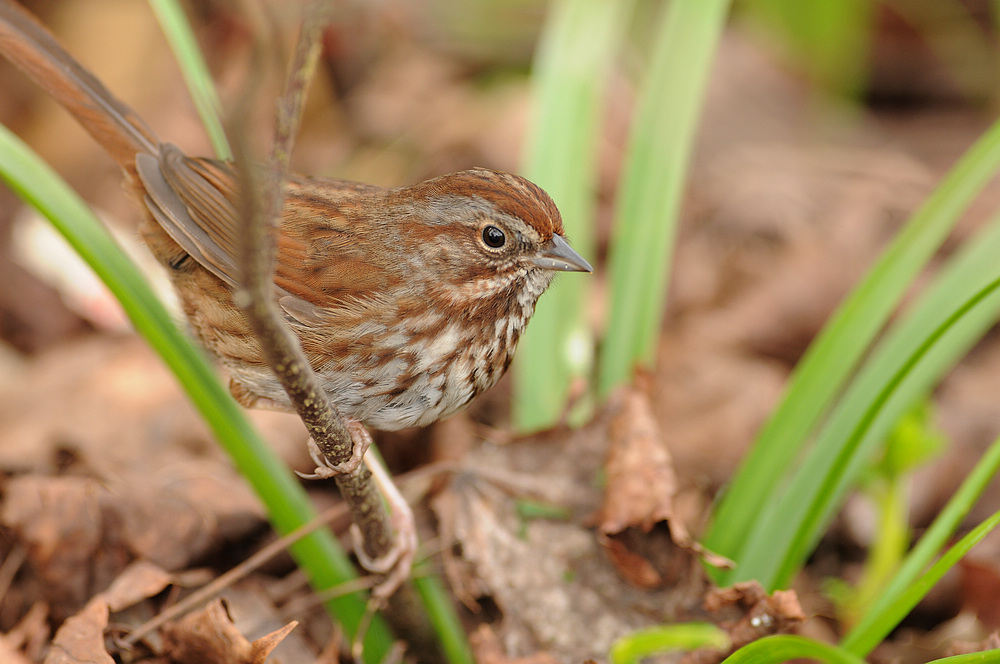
[
  {"left": 593, "top": 388, "right": 728, "bottom": 587},
  {"left": 161, "top": 599, "right": 297, "bottom": 664},
  {"left": 1, "top": 473, "right": 229, "bottom": 619},
  {"left": 681, "top": 581, "right": 805, "bottom": 664},
  {"left": 102, "top": 561, "right": 173, "bottom": 613},
  {"left": 958, "top": 559, "right": 1000, "bottom": 629},
  {"left": 0, "top": 634, "right": 32, "bottom": 664},
  {"left": 470, "top": 624, "right": 560, "bottom": 664},
  {"left": 434, "top": 415, "right": 706, "bottom": 662},
  {"left": 595, "top": 387, "right": 676, "bottom": 535},
  {"left": 946, "top": 630, "right": 1000, "bottom": 656},
  {"left": 43, "top": 598, "right": 113, "bottom": 664},
  {"left": 1, "top": 476, "right": 126, "bottom": 616}
]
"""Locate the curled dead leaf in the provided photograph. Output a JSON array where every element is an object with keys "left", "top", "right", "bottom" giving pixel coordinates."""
[
  {"left": 596, "top": 388, "right": 676, "bottom": 536},
  {"left": 594, "top": 388, "right": 730, "bottom": 587},
  {"left": 162, "top": 599, "right": 253, "bottom": 664},
  {"left": 161, "top": 598, "right": 297, "bottom": 664},
  {"left": 679, "top": 582, "right": 806, "bottom": 664},
  {"left": 704, "top": 582, "right": 805, "bottom": 649},
  {"left": 43, "top": 599, "right": 113, "bottom": 664},
  {"left": 102, "top": 561, "right": 172, "bottom": 613},
  {"left": 250, "top": 621, "right": 299, "bottom": 664}
]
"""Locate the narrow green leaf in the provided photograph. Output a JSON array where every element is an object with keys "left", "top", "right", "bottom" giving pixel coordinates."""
[
  {"left": 413, "top": 572, "right": 476, "bottom": 664},
  {"left": 610, "top": 623, "right": 730, "bottom": 664},
  {"left": 728, "top": 205, "right": 1000, "bottom": 588},
  {"left": 843, "top": 432, "right": 1000, "bottom": 655},
  {"left": 598, "top": 0, "right": 732, "bottom": 395},
  {"left": 722, "top": 635, "right": 866, "bottom": 664},
  {"left": 845, "top": 509, "right": 1000, "bottom": 658},
  {"left": 931, "top": 649, "right": 1000, "bottom": 664},
  {"left": 739, "top": 0, "right": 874, "bottom": 99},
  {"left": 704, "top": 117, "right": 1000, "bottom": 570},
  {"left": 730, "top": 261, "right": 1000, "bottom": 589},
  {"left": 514, "top": 0, "right": 634, "bottom": 431},
  {"left": 147, "top": 0, "right": 232, "bottom": 160}
]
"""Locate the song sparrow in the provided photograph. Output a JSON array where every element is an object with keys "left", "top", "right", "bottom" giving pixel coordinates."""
[{"left": 0, "top": 1, "right": 591, "bottom": 432}]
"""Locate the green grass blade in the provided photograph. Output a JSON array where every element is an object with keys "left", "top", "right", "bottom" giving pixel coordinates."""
[
  {"left": 722, "top": 635, "right": 866, "bottom": 664},
  {"left": 598, "top": 0, "right": 732, "bottom": 395},
  {"left": 610, "top": 623, "right": 730, "bottom": 664},
  {"left": 738, "top": 0, "right": 874, "bottom": 99},
  {"left": 703, "top": 116, "right": 1000, "bottom": 569},
  {"left": 513, "top": 0, "right": 633, "bottom": 432},
  {"left": 843, "top": 432, "right": 1000, "bottom": 655},
  {"left": 727, "top": 208, "right": 1000, "bottom": 588},
  {"left": 147, "top": 0, "right": 232, "bottom": 160},
  {"left": 0, "top": 123, "right": 393, "bottom": 661},
  {"left": 413, "top": 571, "right": 476, "bottom": 664},
  {"left": 844, "top": 509, "right": 1000, "bottom": 659},
  {"left": 932, "top": 649, "right": 1000, "bottom": 664}
]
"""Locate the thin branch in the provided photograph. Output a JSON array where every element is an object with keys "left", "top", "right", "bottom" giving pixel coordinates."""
[
  {"left": 230, "top": 0, "right": 395, "bottom": 570},
  {"left": 123, "top": 502, "right": 352, "bottom": 646}
]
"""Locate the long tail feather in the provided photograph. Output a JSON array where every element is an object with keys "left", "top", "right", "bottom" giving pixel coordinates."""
[{"left": 0, "top": 0, "right": 159, "bottom": 173}]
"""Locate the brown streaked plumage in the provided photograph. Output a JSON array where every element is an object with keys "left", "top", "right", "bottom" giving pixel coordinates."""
[{"left": 0, "top": 0, "right": 592, "bottom": 430}]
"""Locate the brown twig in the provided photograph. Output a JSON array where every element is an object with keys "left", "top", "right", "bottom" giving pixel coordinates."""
[
  {"left": 229, "top": 0, "right": 395, "bottom": 574},
  {"left": 122, "top": 502, "right": 353, "bottom": 647}
]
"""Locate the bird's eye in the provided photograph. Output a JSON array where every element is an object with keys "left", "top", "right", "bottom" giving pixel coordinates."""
[{"left": 481, "top": 225, "right": 506, "bottom": 249}]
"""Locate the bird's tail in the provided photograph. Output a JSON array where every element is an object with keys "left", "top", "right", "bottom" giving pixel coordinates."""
[{"left": 0, "top": 0, "right": 160, "bottom": 174}]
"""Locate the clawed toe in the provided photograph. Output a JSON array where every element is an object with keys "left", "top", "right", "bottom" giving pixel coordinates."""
[
  {"left": 296, "top": 421, "right": 417, "bottom": 598},
  {"left": 296, "top": 421, "right": 371, "bottom": 479}
]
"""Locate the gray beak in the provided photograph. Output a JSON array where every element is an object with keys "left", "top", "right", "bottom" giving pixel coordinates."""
[{"left": 532, "top": 234, "right": 593, "bottom": 272}]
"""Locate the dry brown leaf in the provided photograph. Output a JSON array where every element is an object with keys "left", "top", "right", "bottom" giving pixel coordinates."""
[
  {"left": 13, "top": 562, "right": 173, "bottom": 664},
  {"left": 703, "top": 581, "right": 805, "bottom": 648},
  {"left": 595, "top": 388, "right": 676, "bottom": 536},
  {"left": 433, "top": 417, "right": 702, "bottom": 661},
  {"left": 592, "top": 389, "right": 727, "bottom": 587},
  {"left": 680, "top": 582, "right": 806, "bottom": 664},
  {"left": 117, "top": 477, "right": 219, "bottom": 570},
  {"left": 102, "top": 561, "right": 173, "bottom": 613},
  {"left": 0, "top": 634, "right": 32, "bottom": 664},
  {"left": 162, "top": 599, "right": 254, "bottom": 664},
  {"left": 2, "top": 471, "right": 259, "bottom": 620},
  {"left": 946, "top": 631, "right": 1000, "bottom": 657},
  {"left": 599, "top": 536, "right": 664, "bottom": 589},
  {"left": 160, "top": 597, "right": 297, "bottom": 664},
  {"left": 470, "top": 624, "right": 560, "bottom": 664},
  {"left": 1, "top": 475, "right": 206, "bottom": 617},
  {"left": 1, "top": 476, "right": 127, "bottom": 614},
  {"left": 250, "top": 621, "right": 299, "bottom": 664},
  {"left": 959, "top": 558, "right": 1000, "bottom": 629},
  {"left": 42, "top": 599, "right": 113, "bottom": 664}
]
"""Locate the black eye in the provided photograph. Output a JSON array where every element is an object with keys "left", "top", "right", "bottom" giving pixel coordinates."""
[{"left": 482, "top": 225, "right": 506, "bottom": 248}]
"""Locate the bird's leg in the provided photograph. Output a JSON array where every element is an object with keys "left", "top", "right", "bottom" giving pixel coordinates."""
[
  {"left": 298, "top": 420, "right": 416, "bottom": 597},
  {"left": 350, "top": 447, "right": 418, "bottom": 599}
]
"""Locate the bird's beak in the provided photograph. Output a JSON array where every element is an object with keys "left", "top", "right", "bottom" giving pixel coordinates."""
[{"left": 533, "top": 234, "right": 593, "bottom": 272}]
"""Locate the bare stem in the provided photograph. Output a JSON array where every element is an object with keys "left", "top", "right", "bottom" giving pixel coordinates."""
[{"left": 230, "top": 0, "right": 395, "bottom": 567}]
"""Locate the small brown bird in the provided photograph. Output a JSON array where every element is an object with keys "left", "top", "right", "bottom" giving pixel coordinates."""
[{"left": 0, "top": 1, "right": 591, "bottom": 433}]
